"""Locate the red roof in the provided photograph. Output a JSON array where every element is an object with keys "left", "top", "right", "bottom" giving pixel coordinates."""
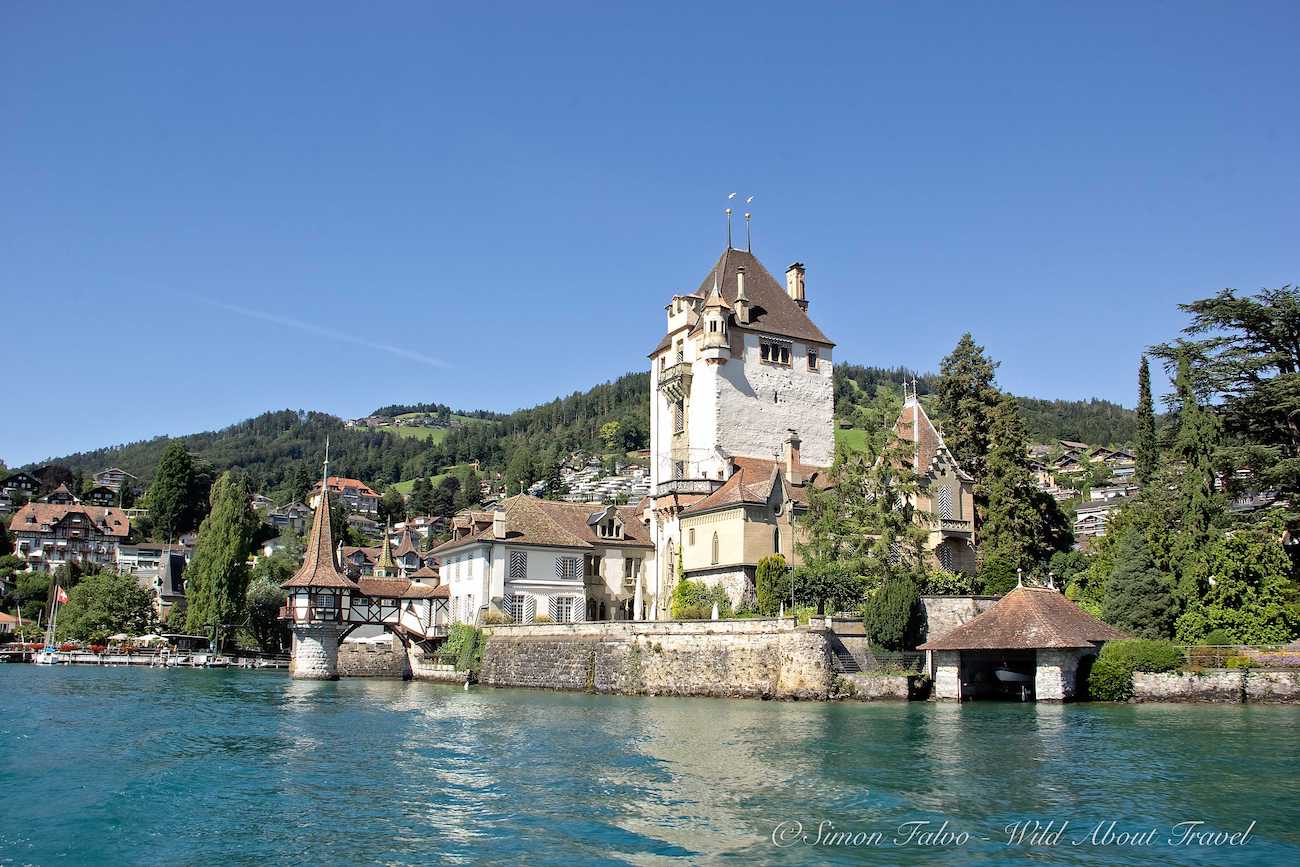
[
  {"left": 8, "top": 503, "right": 130, "bottom": 539},
  {"left": 918, "top": 586, "right": 1126, "bottom": 651},
  {"left": 314, "top": 476, "right": 380, "bottom": 499}
]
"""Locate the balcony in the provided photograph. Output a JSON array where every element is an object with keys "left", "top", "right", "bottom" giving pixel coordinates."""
[
  {"left": 938, "top": 518, "right": 973, "bottom": 537},
  {"left": 657, "top": 362, "right": 692, "bottom": 402},
  {"left": 654, "top": 478, "right": 723, "bottom": 498}
]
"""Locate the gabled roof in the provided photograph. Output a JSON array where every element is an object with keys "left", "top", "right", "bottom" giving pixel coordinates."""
[
  {"left": 313, "top": 476, "right": 380, "bottom": 498},
  {"left": 393, "top": 528, "right": 420, "bottom": 558},
  {"left": 918, "top": 585, "right": 1126, "bottom": 650},
  {"left": 282, "top": 491, "right": 357, "bottom": 590},
  {"left": 8, "top": 503, "right": 130, "bottom": 538},
  {"left": 651, "top": 248, "right": 833, "bottom": 355},
  {"left": 894, "top": 398, "right": 973, "bottom": 482},
  {"left": 679, "top": 456, "right": 830, "bottom": 518},
  {"left": 432, "top": 497, "right": 652, "bottom": 555}
]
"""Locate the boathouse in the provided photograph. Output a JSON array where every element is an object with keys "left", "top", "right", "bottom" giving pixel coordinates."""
[{"left": 918, "top": 584, "right": 1126, "bottom": 702}]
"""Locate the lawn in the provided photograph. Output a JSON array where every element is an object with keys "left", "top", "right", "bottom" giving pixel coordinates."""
[
  {"left": 390, "top": 426, "right": 450, "bottom": 444},
  {"left": 834, "top": 427, "right": 868, "bottom": 452},
  {"left": 393, "top": 463, "right": 476, "bottom": 494}
]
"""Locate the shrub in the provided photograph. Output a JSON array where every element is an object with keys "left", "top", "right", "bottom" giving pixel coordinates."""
[
  {"left": 755, "top": 555, "right": 788, "bottom": 616},
  {"left": 1201, "top": 629, "right": 1235, "bottom": 647},
  {"left": 863, "top": 576, "right": 919, "bottom": 651},
  {"left": 481, "top": 610, "right": 511, "bottom": 625},
  {"left": 1087, "top": 655, "right": 1135, "bottom": 701},
  {"left": 670, "top": 578, "right": 731, "bottom": 620},
  {"left": 1226, "top": 655, "right": 1256, "bottom": 669},
  {"left": 531, "top": 614, "right": 553, "bottom": 624},
  {"left": 1101, "top": 638, "right": 1183, "bottom": 674},
  {"left": 919, "top": 570, "right": 975, "bottom": 596},
  {"left": 442, "top": 623, "right": 485, "bottom": 671}
]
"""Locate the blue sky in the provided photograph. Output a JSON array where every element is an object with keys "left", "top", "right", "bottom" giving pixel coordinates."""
[{"left": 2, "top": 1, "right": 1297, "bottom": 466}]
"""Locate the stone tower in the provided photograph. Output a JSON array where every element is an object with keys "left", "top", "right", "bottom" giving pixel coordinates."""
[
  {"left": 281, "top": 461, "right": 359, "bottom": 680},
  {"left": 645, "top": 244, "right": 835, "bottom": 616}
]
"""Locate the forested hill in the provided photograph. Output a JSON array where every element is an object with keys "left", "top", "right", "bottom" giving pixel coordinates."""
[{"left": 25, "top": 366, "right": 1135, "bottom": 496}]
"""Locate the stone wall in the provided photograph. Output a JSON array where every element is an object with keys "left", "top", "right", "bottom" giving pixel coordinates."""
[
  {"left": 478, "top": 619, "right": 832, "bottom": 700},
  {"left": 1134, "top": 669, "right": 1300, "bottom": 703},
  {"left": 917, "top": 596, "right": 999, "bottom": 647},
  {"left": 289, "top": 623, "right": 342, "bottom": 680},
  {"left": 836, "top": 672, "right": 910, "bottom": 700},
  {"left": 1035, "top": 648, "right": 1092, "bottom": 702},
  {"left": 338, "top": 638, "right": 410, "bottom": 678}
]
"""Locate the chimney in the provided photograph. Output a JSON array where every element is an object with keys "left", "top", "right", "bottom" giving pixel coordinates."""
[
  {"left": 735, "top": 267, "right": 750, "bottom": 325},
  {"left": 492, "top": 508, "right": 507, "bottom": 540},
  {"left": 783, "top": 430, "right": 802, "bottom": 485},
  {"left": 786, "top": 262, "right": 807, "bottom": 311}
]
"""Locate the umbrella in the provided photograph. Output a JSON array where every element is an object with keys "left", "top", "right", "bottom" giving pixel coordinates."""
[{"left": 108, "top": 633, "right": 131, "bottom": 641}]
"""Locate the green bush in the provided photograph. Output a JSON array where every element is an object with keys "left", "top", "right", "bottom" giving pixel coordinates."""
[
  {"left": 442, "top": 623, "right": 485, "bottom": 671},
  {"left": 1100, "top": 638, "right": 1184, "bottom": 674},
  {"left": 863, "top": 576, "right": 919, "bottom": 651},
  {"left": 670, "top": 579, "right": 731, "bottom": 620},
  {"left": 1201, "top": 628, "right": 1235, "bottom": 647},
  {"left": 1226, "top": 655, "right": 1256, "bottom": 669},
  {"left": 1086, "top": 655, "right": 1135, "bottom": 701},
  {"left": 754, "top": 555, "right": 787, "bottom": 616}
]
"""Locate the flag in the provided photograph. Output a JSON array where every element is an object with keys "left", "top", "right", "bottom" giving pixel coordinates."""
[{"left": 55, "top": 587, "right": 69, "bottom": 605}]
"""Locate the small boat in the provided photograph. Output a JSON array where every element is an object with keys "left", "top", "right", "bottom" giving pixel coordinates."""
[{"left": 994, "top": 669, "right": 1032, "bottom": 684}]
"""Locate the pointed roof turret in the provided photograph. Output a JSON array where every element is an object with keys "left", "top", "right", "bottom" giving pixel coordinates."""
[
  {"left": 375, "top": 522, "right": 396, "bottom": 575},
  {"left": 283, "top": 442, "right": 357, "bottom": 590}
]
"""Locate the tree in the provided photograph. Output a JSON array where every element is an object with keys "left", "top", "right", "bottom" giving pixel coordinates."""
[
  {"left": 56, "top": 572, "right": 155, "bottom": 642},
  {"left": 0, "top": 521, "right": 10, "bottom": 557},
  {"left": 755, "top": 554, "right": 788, "bottom": 616},
  {"left": 146, "top": 442, "right": 203, "bottom": 541},
  {"left": 458, "top": 467, "right": 482, "bottom": 509},
  {"left": 934, "top": 334, "right": 1001, "bottom": 494},
  {"left": 863, "top": 575, "right": 920, "bottom": 651},
  {"left": 379, "top": 488, "right": 407, "bottom": 525},
  {"left": 408, "top": 477, "right": 436, "bottom": 516},
  {"left": 245, "top": 576, "right": 290, "bottom": 653},
  {"left": 1135, "top": 356, "right": 1158, "bottom": 487},
  {"left": 185, "top": 472, "right": 261, "bottom": 643},
  {"left": 429, "top": 476, "right": 461, "bottom": 516},
  {"left": 503, "top": 447, "right": 535, "bottom": 496},
  {"left": 1100, "top": 529, "right": 1177, "bottom": 639},
  {"left": 1175, "top": 533, "right": 1299, "bottom": 644},
  {"left": 1168, "top": 352, "right": 1223, "bottom": 602},
  {"left": 599, "top": 420, "right": 623, "bottom": 453}
]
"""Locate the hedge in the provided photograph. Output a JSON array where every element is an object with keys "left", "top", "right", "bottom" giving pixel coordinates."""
[{"left": 1085, "top": 639, "right": 1184, "bottom": 701}]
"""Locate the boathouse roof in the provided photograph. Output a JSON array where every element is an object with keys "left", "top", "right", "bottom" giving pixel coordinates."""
[{"left": 918, "top": 585, "right": 1126, "bottom": 651}]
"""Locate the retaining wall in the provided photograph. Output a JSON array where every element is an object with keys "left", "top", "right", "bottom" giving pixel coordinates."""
[
  {"left": 337, "top": 638, "right": 410, "bottom": 678},
  {"left": 478, "top": 619, "right": 833, "bottom": 700},
  {"left": 1133, "top": 670, "right": 1300, "bottom": 703}
]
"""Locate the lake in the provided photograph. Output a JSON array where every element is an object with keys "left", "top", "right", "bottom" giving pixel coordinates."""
[{"left": 2, "top": 666, "right": 1297, "bottom": 865}]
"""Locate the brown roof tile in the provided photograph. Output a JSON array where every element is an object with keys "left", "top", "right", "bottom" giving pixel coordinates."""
[
  {"left": 8, "top": 502, "right": 130, "bottom": 538},
  {"left": 918, "top": 586, "right": 1127, "bottom": 651},
  {"left": 282, "top": 492, "right": 358, "bottom": 590}
]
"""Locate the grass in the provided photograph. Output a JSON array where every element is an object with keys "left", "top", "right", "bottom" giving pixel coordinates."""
[
  {"left": 834, "top": 427, "right": 868, "bottom": 452},
  {"left": 390, "top": 426, "right": 450, "bottom": 444},
  {"left": 392, "top": 463, "right": 476, "bottom": 494}
]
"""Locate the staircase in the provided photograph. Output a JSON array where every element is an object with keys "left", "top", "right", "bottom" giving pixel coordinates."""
[{"left": 831, "top": 646, "right": 862, "bottom": 674}]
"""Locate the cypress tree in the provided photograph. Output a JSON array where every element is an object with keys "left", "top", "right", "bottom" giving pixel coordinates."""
[
  {"left": 1135, "top": 356, "right": 1158, "bottom": 486},
  {"left": 1171, "top": 353, "right": 1220, "bottom": 545},
  {"left": 147, "top": 442, "right": 198, "bottom": 541},
  {"left": 935, "top": 334, "right": 1001, "bottom": 488},
  {"left": 980, "top": 394, "right": 1041, "bottom": 575},
  {"left": 184, "top": 472, "right": 261, "bottom": 642},
  {"left": 1100, "top": 529, "right": 1177, "bottom": 639}
]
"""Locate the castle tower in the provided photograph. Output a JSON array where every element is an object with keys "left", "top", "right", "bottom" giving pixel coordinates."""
[
  {"left": 375, "top": 523, "right": 397, "bottom": 578},
  {"left": 280, "top": 453, "right": 359, "bottom": 680},
  {"left": 645, "top": 243, "right": 835, "bottom": 615}
]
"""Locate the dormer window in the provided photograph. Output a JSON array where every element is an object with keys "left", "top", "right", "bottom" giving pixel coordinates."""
[{"left": 597, "top": 519, "right": 623, "bottom": 540}]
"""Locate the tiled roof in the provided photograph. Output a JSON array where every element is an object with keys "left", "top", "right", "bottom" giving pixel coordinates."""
[
  {"left": 393, "top": 529, "right": 420, "bottom": 558},
  {"left": 918, "top": 586, "right": 1127, "bottom": 651},
  {"left": 313, "top": 476, "right": 380, "bottom": 498},
  {"left": 679, "top": 456, "right": 830, "bottom": 517},
  {"left": 8, "top": 503, "right": 130, "bottom": 538},
  {"left": 355, "top": 578, "right": 410, "bottom": 598},
  {"left": 894, "top": 399, "right": 973, "bottom": 481},
  {"left": 651, "top": 248, "right": 833, "bottom": 355},
  {"left": 432, "top": 497, "right": 652, "bottom": 555},
  {"left": 282, "top": 490, "right": 358, "bottom": 590}
]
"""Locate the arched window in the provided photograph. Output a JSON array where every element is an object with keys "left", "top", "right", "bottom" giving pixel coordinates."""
[
  {"left": 711, "top": 532, "right": 719, "bottom": 565},
  {"left": 773, "top": 527, "right": 781, "bottom": 555}
]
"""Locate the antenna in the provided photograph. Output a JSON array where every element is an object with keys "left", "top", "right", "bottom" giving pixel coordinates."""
[{"left": 725, "top": 208, "right": 733, "bottom": 249}]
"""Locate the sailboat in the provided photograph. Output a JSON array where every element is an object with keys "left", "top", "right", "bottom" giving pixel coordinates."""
[{"left": 33, "top": 584, "right": 69, "bottom": 665}]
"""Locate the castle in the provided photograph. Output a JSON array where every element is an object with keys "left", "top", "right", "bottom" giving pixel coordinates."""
[{"left": 644, "top": 243, "right": 836, "bottom": 613}]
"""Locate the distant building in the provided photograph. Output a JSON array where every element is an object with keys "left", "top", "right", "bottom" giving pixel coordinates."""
[
  {"left": 41, "top": 484, "right": 79, "bottom": 505},
  {"left": 119, "top": 544, "right": 187, "bottom": 619},
  {"left": 93, "top": 467, "right": 139, "bottom": 494},
  {"left": 2, "top": 472, "right": 41, "bottom": 499},
  {"left": 9, "top": 503, "right": 131, "bottom": 573},
  {"left": 82, "top": 486, "right": 119, "bottom": 507},
  {"left": 1073, "top": 496, "right": 1132, "bottom": 541},
  {"left": 309, "top": 476, "right": 380, "bottom": 516},
  {"left": 267, "top": 502, "right": 312, "bottom": 535}
]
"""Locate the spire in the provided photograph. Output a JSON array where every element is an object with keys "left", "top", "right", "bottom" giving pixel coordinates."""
[
  {"left": 282, "top": 442, "right": 355, "bottom": 589},
  {"left": 725, "top": 207, "right": 733, "bottom": 249},
  {"left": 376, "top": 521, "right": 396, "bottom": 575}
]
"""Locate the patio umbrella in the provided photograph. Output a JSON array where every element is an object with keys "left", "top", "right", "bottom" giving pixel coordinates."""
[{"left": 108, "top": 633, "right": 131, "bottom": 641}]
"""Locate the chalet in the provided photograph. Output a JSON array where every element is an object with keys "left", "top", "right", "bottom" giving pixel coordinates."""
[
  {"left": 82, "top": 485, "right": 119, "bottom": 506},
  {"left": 41, "top": 484, "right": 79, "bottom": 505},
  {"left": 340, "top": 529, "right": 434, "bottom": 579},
  {"left": 9, "top": 502, "right": 130, "bottom": 573},
  {"left": 250, "top": 493, "right": 275, "bottom": 511},
  {"left": 433, "top": 497, "right": 654, "bottom": 624},
  {"left": 93, "top": 467, "right": 139, "bottom": 493},
  {"left": 267, "top": 502, "right": 312, "bottom": 535},
  {"left": 920, "top": 583, "right": 1126, "bottom": 702},
  {"left": 309, "top": 476, "right": 380, "bottom": 516},
  {"left": 2, "top": 472, "right": 41, "bottom": 498},
  {"left": 1073, "top": 496, "right": 1132, "bottom": 540}
]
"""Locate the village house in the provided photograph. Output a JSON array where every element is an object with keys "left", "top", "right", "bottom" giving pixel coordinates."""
[
  {"left": 2, "top": 472, "right": 41, "bottom": 501},
  {"left": 117, "top": 544, "right": 188, "bottom": 619},
  {"left": 340, "top": 527, "right": 430, "bottom": 579},
  {"left": 646, "top": 243, "right": 835, "bottom": 613},
  {"left": 308, "top": 476, "right": 380, "bottom": 516},
  {"left": 81, "top": 485, "right": 119, "bottom": 507},
  {"left": 8, "top": 502, "right": 130, "bottom": 573},
  {"left": 42, "top": 484, "right": 79, "bottom": 505},
  {"left": 1073, "top": 496, "right": 1132, "bottom": 541},
  {"left": 267, "top": 502, "right": 312, "bottom": 535},
  {"left": 434, "top": 497, "right": 654, "bottom": 624}
]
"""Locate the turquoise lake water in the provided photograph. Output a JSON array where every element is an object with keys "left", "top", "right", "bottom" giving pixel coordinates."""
[{"left": 2, "top": 666, "right": 1298, "bottom": 866}]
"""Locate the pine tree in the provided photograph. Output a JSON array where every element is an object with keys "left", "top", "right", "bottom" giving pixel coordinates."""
[
  {"left": 1168, "top": 352, "right": 1223, "bottom": 605},
  {"left": 981, "top": 394, "right": 1042, "bottom": 575},
  {"left": 146, "top": 442, "right": 199, "bottom": 541},
  {"left": 184, "top": 472, "right": 261, "bottom": 643},
  {"left": 1100, "top": 529, "right": 1177, "bottom": 638},
  {"left": 1135, "top": 356, "right": 1158, "bottom": 486},
  {"left": 754, "top": 555, "right": 787, "bottom": 616},
  {"left": 934, "top": 334, "right": 1002, "bottom": 516}
]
